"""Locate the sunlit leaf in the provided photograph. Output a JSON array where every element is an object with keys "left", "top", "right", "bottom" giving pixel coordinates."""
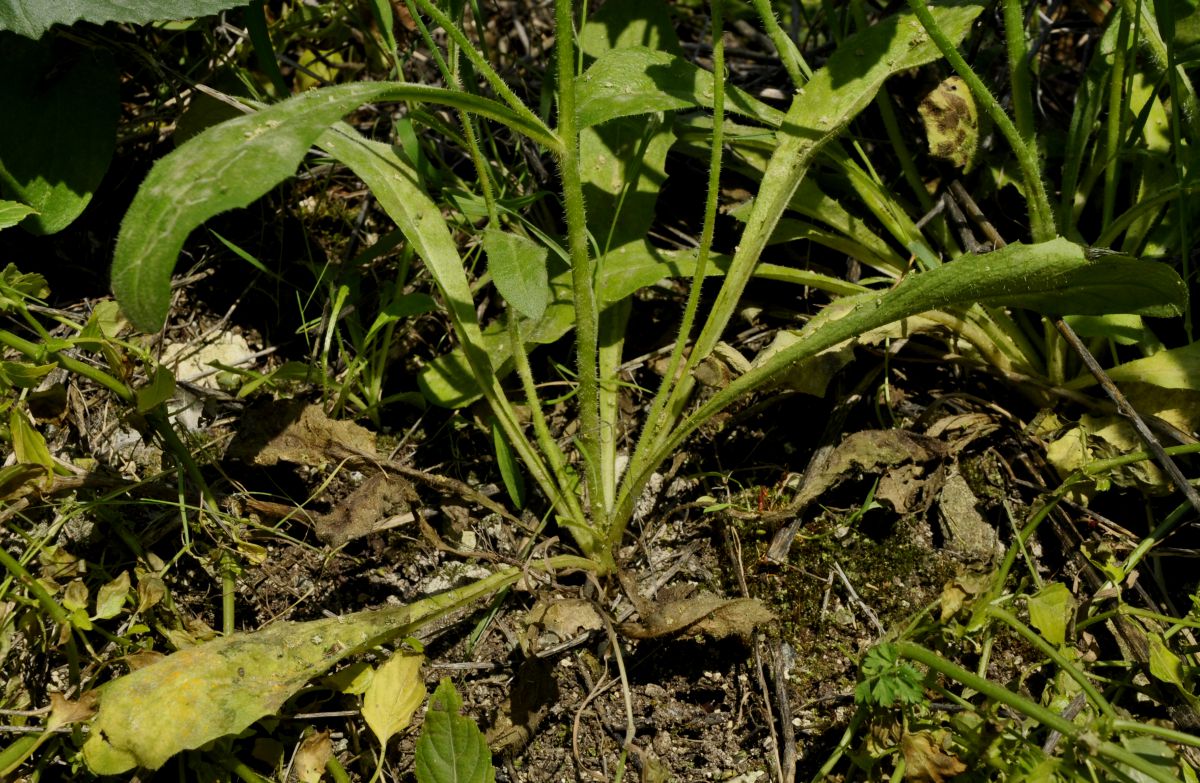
[
  {"left": 362, "top": 651, "right": 425, "bottom": 747},
  {"left": 113, "top": 85, "right": 555, "bottom": 331},
  {"left": 0, "top": 200, "right": 35, "bottom": 230},
  {"left": 9, "top": 407, "right": 53, "bottom": 473},
  {"left": 83, "top": 569, "right": 520, "bottom": 773}
]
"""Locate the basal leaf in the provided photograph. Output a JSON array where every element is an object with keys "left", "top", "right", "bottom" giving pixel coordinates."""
[
  {"left": 83, "top": 568, "right": 524, "bottom": 773},
  {"left": 641, "top": 240, "right": 1187, "bottom": 507},
  {"left": 362, "top": 651, "right": 425, "bottom": 747},
  {"left": 415, "top": 679, "right": 495, "bottom": 783},
  {"left": 492, "top": 419, "right": 526, "bottom": 509},
  {"left": 485, "top": 228, "right": 550, "bottom": 321},
  {"left": 1148, "top": 633, "right": 1186, "bottom": 686},
  {"left": 0, "top": 0, "right": 250, "bottom": 39},
  {"left": 0, "top": 34, "right": 117, "bottom": 234},
  {"left": 113, "top": 84, "right": 556, "bottom": 332},
  {"left": 581, "top": 116, "right": 675, "bottom": 250}
]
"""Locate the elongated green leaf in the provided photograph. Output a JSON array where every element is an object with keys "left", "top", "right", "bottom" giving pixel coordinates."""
[
  {"left": 0, "top": 34, "right": 117, "bottom": 234},
  {"left": 626, "top": 239, "right": 1186, "bottom": 521},
  {"left": 83, "top": 568, "right": 524, "bottom": 774},
  {"left": 113, "top": 84, "right": 557, "bottom": 331},
  {"left": 576, "top": 47, "right": 783, "bottom": 129},
  {"left": 9, "top": 407, "right": 53, "bottom": 472},
  {"left": 362, "top": 652, "right": 425, "bottom": 747},
  {"left": 485, "top": 228, "right": 549, "bottom": 321},
  {"left": 415, "top": 679, "right": 495, "bottom": 783},
  {"left": 689, "top": 0, "right": 985, "bottom": 366},
  {"left": 417, "top": 241, "right": 860, "bottom": 407},
  {"left": 0, "top": 0, "right": 247, "bottom": 38},
  {"left": 492, "top": 419, "right": 526, "bottom": 509}
]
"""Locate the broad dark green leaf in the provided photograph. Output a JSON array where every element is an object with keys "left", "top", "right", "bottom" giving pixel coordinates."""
[
  {"left": 0, "top": 0, "right": 247, "bottom": 39},
  {"left": 0, "top": 34, "right": 116, "bottom": 234},
  {"left": 485, "top": 228, "right": 550, "bottom": 321},
  {"left": 415, "top": 679, "right": 495, "bottom": 783}
]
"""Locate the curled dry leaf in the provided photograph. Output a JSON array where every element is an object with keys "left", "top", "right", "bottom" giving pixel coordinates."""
[
  {"left": 226, "top": 399, "right": 377, "bottom": 468},
  {"left": 901, "top": 730, "right": 967, "bottom": 783}
]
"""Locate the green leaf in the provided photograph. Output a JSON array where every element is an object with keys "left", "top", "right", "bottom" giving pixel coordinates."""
[
  {"left": 415, "top": 679, "right": 496, "bottom": 783},
  {"left": 646, "top": 240, "right": 1187, "bottom": 500},
  {"left": 93, "top": 571, "right": 130, "bottom": 621},
  {"left": 1148, "top": 633, "right": 1186, "bottom": 686},
  {"left": 362, "top": 651, "right": 425, "bottom": 747},
  {"left": 1027, "top": 582, "right": 1074, "bottom": 647},
  {"left": 491, "top": 419, "right": 526, "bottom": 509},
  {"left": 113, "top": 84, "right": 556, "bottom": 332},
  {"left": 0, "top": 200, "right": 35, "bottom": 230},
  {"left": 581, "top": 115, "right": 673, "bottom": 251},
  {"left": 576, "top": 47, "right": 783, "bottom": 129},
  {"left": 0, "top": 0, "right": 249, "bottom": 38},
  {"left": 579, "top": 0, "right": 681, "bottom": 60},
  {"left": 9, "top": 407, "right": 53, "bottom": 472},
  {"left": 0, "top": 34, "right": 117, "bottom": 234},
  {"left": 135, "top": 365, "right": 176, "bottom": 413},
  {"left": 0, "top": 361, "right": 56, "bottom": 389},
  {"left": 484, "top": 228, "right": 549, "bottom": 320},
  {"left": 417, "top": 241, "right": 865, "bottom": 408},
  {"left": 83, "top": 568, "right": 524, "bottom": 773}
]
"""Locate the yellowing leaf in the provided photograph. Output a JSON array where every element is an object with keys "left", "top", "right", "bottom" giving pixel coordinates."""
[
  {"left": 82, "top": 568, "right": 522, "bottom": 774},
  {"left": 362, "top": 651, "right": 425, "bottom": 747},
  {"left": 9, "top": 407, "right": 54, "bottom": 474}
]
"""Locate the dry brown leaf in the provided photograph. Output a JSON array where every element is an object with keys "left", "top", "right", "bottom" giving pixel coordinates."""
[
  {"left": 901, "top": 730, "right": 967, "bottom": 783},
  {"left": 619, "top": 589, "right": 775, "bottom": 640},
  {"left": 47, "top": 691, "right": 97, "bottom": 729},
  {"left": 523, "top": 598, "right": 603, "bottom": 654},
  {"left": 316, "top": 473, "right": 418, "bottom": 547},
  {"left": 226, "top": 400, "right": 376, "bottom": 468},
  {"left": 293, "top": 730, "right": 332, "bottom": 783}
]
